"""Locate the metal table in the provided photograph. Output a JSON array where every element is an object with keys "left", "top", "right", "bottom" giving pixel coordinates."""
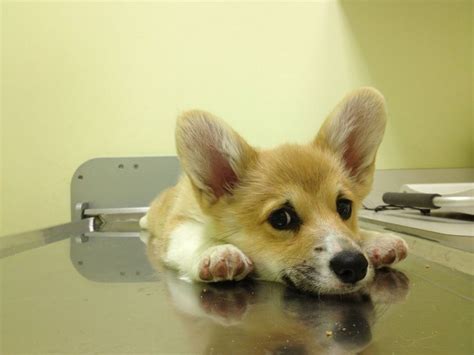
[
  {"left": 1, "top": 157, "right": 472, "bottom": 354},
  {"left": 1, "top": 221, "right": 472, "bottom": 354}
]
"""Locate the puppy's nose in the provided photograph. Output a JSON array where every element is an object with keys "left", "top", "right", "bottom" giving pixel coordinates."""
[{"left": 330, "top": 251, "right": 368, "bottom": 284}]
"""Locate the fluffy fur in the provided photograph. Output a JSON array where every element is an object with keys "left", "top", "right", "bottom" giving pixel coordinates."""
[{"left": 143, "top": 87, "right": 408, "bottom": 294}]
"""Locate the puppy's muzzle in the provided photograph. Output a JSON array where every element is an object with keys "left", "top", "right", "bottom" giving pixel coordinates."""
[{"left": 329, "top": 251, "right": 368, "bottom": 284}]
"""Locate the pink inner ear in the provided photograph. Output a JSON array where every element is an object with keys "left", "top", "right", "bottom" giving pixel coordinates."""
[
  {"left": 343, "top": 134, "right": 361, "bottom": 177},
  {"left": 208, "top": 147, "right": 239, "bottom": 198}
]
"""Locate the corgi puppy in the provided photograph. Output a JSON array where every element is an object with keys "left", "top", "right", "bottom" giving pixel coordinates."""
[{"left": 141, "top": 87, "right": 408, "bottom": 294}]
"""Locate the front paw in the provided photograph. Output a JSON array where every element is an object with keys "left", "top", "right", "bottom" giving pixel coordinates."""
[
  {"left": 363, "top": 233, "right": 408, "bottom": 269},
  {"left": 197, "top": 245, "right": 254, "bottom": 282}
]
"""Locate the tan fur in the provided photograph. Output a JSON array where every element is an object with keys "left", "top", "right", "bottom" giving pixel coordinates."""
[{"left": 144, "top": 87, "right": 407, "bottom": 294}]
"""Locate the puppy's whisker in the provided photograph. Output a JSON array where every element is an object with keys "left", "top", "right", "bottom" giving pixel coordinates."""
[{"left": 212, "top": 229, "right": 239, "bottom": 240}]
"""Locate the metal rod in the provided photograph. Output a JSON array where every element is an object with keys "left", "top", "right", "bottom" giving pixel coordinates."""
[
  {"left": 0, "top": 218, "right": 96, "bottom": 259},
  {"left": 84, "top": 207, "right": 149, "bottom": 216},
  {"left": 433, "top": 196, "right": 474, "bottom": 208}
]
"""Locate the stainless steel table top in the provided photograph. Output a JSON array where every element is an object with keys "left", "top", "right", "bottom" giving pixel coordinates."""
[{"left": 1, "top": 230, "right": 473, "bottom": 354}]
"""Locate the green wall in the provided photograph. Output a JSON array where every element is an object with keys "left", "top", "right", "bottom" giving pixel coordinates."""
[{"left": 1, "top": 1, "right": 473, "bottom": 235}]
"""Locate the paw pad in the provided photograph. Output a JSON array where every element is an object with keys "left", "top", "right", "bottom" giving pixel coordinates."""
[
  {"left": 197, "top": 245, "right": 253, "bottom": 282},
  {"left": 365, "top": 235, "right": 408, "bottom": 269}
]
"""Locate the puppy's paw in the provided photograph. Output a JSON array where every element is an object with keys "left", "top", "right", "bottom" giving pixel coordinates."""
[
  {"left": 197, "top": 245, "right": 253, "bottom": 282},
  {"left": 362, "top": 233, "right": 408, "bottom": 269}
]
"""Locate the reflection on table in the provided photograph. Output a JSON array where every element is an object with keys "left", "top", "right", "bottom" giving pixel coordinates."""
[{"left": 163, "top": 267, "right": 410, "bottom": 355}]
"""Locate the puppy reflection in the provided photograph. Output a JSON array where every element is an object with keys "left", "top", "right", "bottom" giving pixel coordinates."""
[{"left": 164, "top": 268, "right": 409, "bottom": 354}]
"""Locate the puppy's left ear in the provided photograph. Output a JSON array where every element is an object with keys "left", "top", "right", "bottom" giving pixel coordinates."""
[{"left": 314, "top": 87, "right": 387, "bottom": 191}]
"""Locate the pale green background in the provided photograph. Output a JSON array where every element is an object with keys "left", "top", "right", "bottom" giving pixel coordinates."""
[{"left": 1, "top": 0, "right": 473, "bottom": 236}]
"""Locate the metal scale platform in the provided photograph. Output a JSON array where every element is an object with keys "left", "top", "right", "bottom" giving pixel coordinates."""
[{"left": 1, "top": 157, "right": 473, "bottom": 354}]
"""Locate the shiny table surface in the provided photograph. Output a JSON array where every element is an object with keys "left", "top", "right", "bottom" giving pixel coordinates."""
[{"left": 1, "top": 230, "right": 473, "bottom": 354}]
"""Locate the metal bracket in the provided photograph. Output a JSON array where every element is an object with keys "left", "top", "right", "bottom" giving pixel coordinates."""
[
  {"left": 68, "top": 156, "right": 181, "bottom": 282},
  {"left": 74, "top": 202, "right": 90, "bottom": 221},
  {"left": 70, "top": 156, "right": 180, "bottom": 220}
]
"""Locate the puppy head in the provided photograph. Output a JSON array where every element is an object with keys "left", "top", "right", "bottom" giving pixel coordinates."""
[{"left": 176, "top": 87, "right": 387, "bottom": 294}]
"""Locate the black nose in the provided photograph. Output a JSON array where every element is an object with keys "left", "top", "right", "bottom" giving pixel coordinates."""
[{"left": 330, "top": 251, "right": 368, "bottom": 284}]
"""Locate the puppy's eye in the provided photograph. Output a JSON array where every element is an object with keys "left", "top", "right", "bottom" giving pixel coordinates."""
[
  {"left": 268, "top": 206, "right": 301, "bottom": 231},
  {"left": 336, "top": 198, "right": 352, "bottom": 220}
]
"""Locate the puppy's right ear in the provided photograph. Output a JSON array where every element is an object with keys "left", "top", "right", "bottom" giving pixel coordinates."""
[{"left": 176, "top": 110, "right": 257, "bottom": 203}]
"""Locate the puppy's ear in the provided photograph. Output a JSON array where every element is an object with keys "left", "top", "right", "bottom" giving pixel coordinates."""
[
  {"left": 314, "top": 87, "right": 387, "bottom": 188},
  {"left": 176, "top": 110, "right": 257, "bottom": 203}
]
